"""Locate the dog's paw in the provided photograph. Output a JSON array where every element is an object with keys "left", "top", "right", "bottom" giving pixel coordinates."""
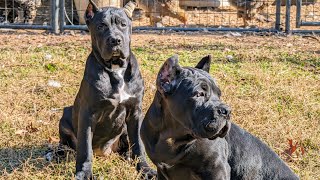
[
  {"left": 75, "top": 170, "right": 94, "bottom": 180},
  {"left": 44, "top": 151, "right": 54, "bottom": 162},
  {"left": 140, "top": 167, "right": 157, "bottom": 180}
]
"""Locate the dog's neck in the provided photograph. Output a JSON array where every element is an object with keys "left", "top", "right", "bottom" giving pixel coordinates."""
[
  {"left": 91, "top": 49, "right": 128, "bottom": 75},
  {"left": 156, "top": 93, "right": 196, "bottom": 145},
  {"left": 142, "top": 92, "right": 197, "bottom": 166}
]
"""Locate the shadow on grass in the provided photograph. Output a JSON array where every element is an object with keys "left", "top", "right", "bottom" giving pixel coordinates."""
[
  {"left": 282, "top": 53, "right": 320, "bottom": 73},
  {"left": 0, "top": 144, "right": 75, "bottom": 174}
]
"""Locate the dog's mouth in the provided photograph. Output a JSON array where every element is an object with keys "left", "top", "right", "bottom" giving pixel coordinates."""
[
  {"left": 112, "top": 50, "right": 121, "bottom": 57},
  {"left": 111, "top": 50, "right": 124, "bottom": 58},
  {"left": 111, "top": 55, "right": 122, "bottom": 61},
  {"left": 102, "top": 52, "right": 126, "bottom": 69},
  {"left": 191, "top": 121, "right": 230, "bottom": 140},
  {"left": 207, "top": 122, "right": 230, "bottom": 140},
  {"left": 106, "top": 50, "right": 126, "bottom": 62}
]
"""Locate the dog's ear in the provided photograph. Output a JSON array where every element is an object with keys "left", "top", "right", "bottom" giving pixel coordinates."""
[
  {"left": 123, "top": 1, "right": 136, "bottom": 20},
  {"left": 157, "top": 55, "right": 182, "bottom": 95},
  {"left": 85, "top": 0, "right": 100, "bottom": 23},
  {"left": 195, "top": 55, "right": 211, "bottom": 73}
]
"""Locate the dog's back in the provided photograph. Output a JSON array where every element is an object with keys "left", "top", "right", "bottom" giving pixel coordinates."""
[
  {"left": 226, "top": 123, "right": 299, "bottom": 179},
  {"left": 227, "top": 0, "right": 269, "bottom": 26}
]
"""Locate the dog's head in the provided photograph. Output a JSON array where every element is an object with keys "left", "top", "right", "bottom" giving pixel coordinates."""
[
  {"left": 156, "top": 55, "right": 231, "bottom": 140},
  {"left": 85, "top": 0, "right": 135, "bottom": 67}
]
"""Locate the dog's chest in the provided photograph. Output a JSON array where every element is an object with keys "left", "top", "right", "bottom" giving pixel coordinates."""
[
  {"left": 152, "top": 130, "right": 195, "bottom": 164},
  {"left": 94, "top": 66, "right": 134, "bottom": 103},
  {"left": 112, "top": 66, "right": 134, "bottom": 103}
]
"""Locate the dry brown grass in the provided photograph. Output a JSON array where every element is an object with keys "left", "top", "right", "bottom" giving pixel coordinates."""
[{"left": 0, "top": 31, "right": 319, "bottom": 179}]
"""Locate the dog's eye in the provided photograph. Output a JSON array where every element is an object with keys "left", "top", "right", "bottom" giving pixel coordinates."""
[
  {"left": 201, "top": 83, "right": 208, "bottom": 91},
  {"left": 97, "top": 25, "right": 103, "bottom": 30},
  {"left": 97, "top": 24, "right": 107, "bottom": 31},
  {"left": 120, "top": 21, "right": 127, "bottom": 27}
]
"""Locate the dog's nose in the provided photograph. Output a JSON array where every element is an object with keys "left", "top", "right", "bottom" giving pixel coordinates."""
[
  {"left": 204, "top": 121, "right": 216, "bottom": 132},
  {"left": 217, "top": 105, "right": 231, "bottom": 117},
  {"left": 110, "top": 36, "right": 121, "bottom": 46}
]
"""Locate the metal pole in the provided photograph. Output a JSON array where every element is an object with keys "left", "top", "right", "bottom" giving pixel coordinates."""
[
  {"left": 63, "top": 25, "right": 88, "bottom": 30},
  {"left": 133, "top": 27, "right": 278, "bottom": 32},
  {"left": 300, "top": 21, "right": 320, "bottom": 26},
  {"left": 51, "top": 0, "right": 59, "bottom": 33},
  {"left": 291, "top": 30, "right": 320, "bottom": 33},
  {"left": 296, "top": 0, "right": 301, "bottom": 28},
  {"left": 59, "top": 0, "right": 65, "bottom": 33},
  {"left": 285, "top": 0, "right": 291, "bottom": 34},
  {"left": 275, "top": 0, "right": 281, "bottom": 31},
  {"left": 0, "top": 24, "right": 51, "bottom": 30},
  {"left": 60, "top": 26, "right": 279, "bottom": 32}
]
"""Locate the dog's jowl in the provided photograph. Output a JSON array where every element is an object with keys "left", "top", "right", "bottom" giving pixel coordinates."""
[
  {"left": 58, "top": 0, "right": 155, "bottom": 179},
  {"left": 141, "top": 55, "right": 299, "bottom": 180}
]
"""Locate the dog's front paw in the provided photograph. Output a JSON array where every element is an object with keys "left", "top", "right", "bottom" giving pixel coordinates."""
[
  {"left": 75, "top": 170, "right": 93, "bottom": 180},
  {"left": 140, "top": 166, "right": 157, "bottom": 180}
]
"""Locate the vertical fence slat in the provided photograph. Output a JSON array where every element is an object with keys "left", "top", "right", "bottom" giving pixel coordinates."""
[
  {"left": 296, "top": 0, "right": 301, "bottom": 28},
  {"left": 59, "top": 0, "right": 65, "bottom": 33},
  {"left": 4, "top": 0, "right": 8, "bottom": 22},
  {"left": 275, "top": 0, "right": 282, "bottom": 31},
  {"left": 285, "top": 0, "right": 291, "bottom": 34},
  {"left": 51, "top": 0, "right": 59, "bottom": 33}
]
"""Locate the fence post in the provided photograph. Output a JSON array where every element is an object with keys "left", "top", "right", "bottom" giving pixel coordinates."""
[
  {"left": 296, "top": 0, "right": 301, "bottom": 28},
  {"left": 275, "top": 0, "right": 281, "bottom": 31},
  {"left": 285, "top": 0, "right": 291, "bottom": 34},
  {"left": 51, "top": 0, "right": 59, "bottom": 34},
  {"left": 59, "top": 0, "right": 65, "bottom": 33}
]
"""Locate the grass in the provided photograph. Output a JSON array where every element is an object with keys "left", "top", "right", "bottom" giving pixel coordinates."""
[{"left": 0, "top": 31, "right": 319, "bottom": 179}]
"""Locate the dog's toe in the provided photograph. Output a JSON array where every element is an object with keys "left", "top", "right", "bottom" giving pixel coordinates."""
[{"left": 141, "top": 167, "right": 157, "bottom": 180}]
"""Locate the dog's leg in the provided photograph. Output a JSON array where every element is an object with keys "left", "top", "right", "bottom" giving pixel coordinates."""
[
  {"left": 117, "top": 129, "right": 131, "bottom": 160},
  {"left": 157, "top": 168, "right": 168, "bottom": 180},
  {"left": 56, "top": 106, "right": 78, "bottom": 160},
  {"left": 149, "top": 12, "right": 163, "bottom": 27},
  {"left": 162, "top": 1, "right": 187, "bottom": 25},
  {"left": 59, "top": 106, "right": 77, "bottom": 150},
  {"left": 126, "top": 106, "right": 156, "bottom": 179},
  {"left": 75, "top": 109, "right": 94, "bottom": 180}
]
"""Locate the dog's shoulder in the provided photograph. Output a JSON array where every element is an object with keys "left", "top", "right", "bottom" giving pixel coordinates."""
[
  {"left": 124, "top": 52, "right": 141, "bottom": 81},
  {"left": 143, "top": 92, "right": 163, "bottom": 129}
]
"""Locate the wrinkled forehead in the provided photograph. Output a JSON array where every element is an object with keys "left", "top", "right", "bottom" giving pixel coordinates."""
[
  {"left": 181, "top": 67, "right": 220, "bottom": 90},
  {"left": 100, "top": 7, "right": 128, "bottom": 22}
]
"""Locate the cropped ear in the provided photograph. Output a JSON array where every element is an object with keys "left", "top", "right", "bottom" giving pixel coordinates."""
[
  {"left": 156, "top": 55, "right": 182, "bottom": 95},
  {"left": 85, "top": 0, "right": 100, "bottom": 24},
  {"left": 195, "top": 55, "right": 211, "bottom": 73},
  {"left": 123, "top": 1, "right": 136, "bottom": 20}
]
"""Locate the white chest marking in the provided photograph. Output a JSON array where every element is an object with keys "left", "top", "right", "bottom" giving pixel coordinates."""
[
  {"left": 111, "top": 64, "right": 134, "bottom": 103},
  {"left": 118, "top": 82, "right": 133, "bottom": 103}
]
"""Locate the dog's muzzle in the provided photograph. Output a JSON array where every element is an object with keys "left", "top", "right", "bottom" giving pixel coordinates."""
[
  {"left": 204, "top": 105, "right": 231, "bottom": 139},
  {"left": 110, "top": 35, "right": 122, "bottom": 47},
  {"left": 207, "top": 122, "right": 230, "bottom": 140},
  {"left": 106, "top": 35, "right": 125, "bottom": 59}
]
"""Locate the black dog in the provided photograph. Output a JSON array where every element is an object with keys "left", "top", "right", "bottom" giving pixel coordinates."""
[
  {"left": 141, "top": 55, "right": 299, "bottom": 180},
  {"left": 58, "top": 1, "right": 155, "bottom": 179}
]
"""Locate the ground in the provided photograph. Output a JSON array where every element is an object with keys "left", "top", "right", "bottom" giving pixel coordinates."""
[{"left": 0, "top": 30, "right": 319, "bottom": 179}]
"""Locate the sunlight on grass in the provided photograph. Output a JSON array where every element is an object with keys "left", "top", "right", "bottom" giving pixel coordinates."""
[{"left": 0, "top": 33, "right": 319, "bottom": 179}]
